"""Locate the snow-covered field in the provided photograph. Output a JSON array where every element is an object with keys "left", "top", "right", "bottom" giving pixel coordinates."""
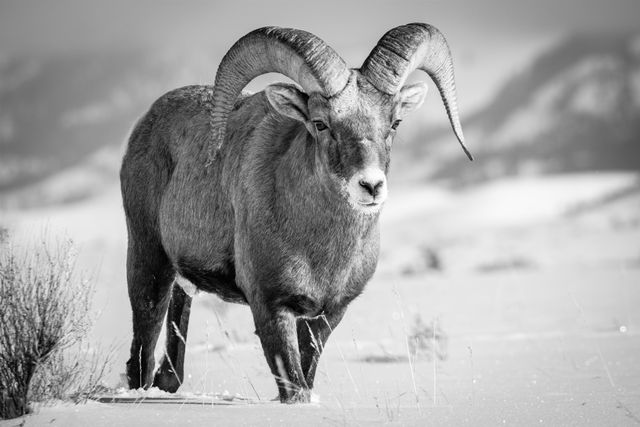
[{"left": 1, "top": 172, "right": 639, "bottom": 426}]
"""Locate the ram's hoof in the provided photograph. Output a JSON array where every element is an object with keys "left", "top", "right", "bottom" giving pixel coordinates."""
[
  {"left": 152, "top": 362, "right": 182, "bottom": 393},
  {"left": 281, "top": 388, "right": 311, "bottom": 404}
]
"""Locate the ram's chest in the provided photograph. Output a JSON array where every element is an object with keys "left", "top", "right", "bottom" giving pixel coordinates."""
[
  {"left": 262, "top": 236, "right": 379, "bottom": 317},
  {"left": 234, "top": 175, "right": 381, "bottom": 316}
]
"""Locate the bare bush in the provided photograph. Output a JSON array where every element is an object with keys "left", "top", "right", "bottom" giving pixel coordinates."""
[
  {"left": 0, "top": 238, "right": 99, "bottom": 419},
  {"left": 401, "top": 245, "right": 444, "bottom": 276},
  {"left": 29, "top": 342, "right": 114, "bottom": 404},
  {"left": 408, "top": 315, "right": 448, "bottom": 361},
  {"left": 475, "top": 256, "right": 536, "bottom": 273}
]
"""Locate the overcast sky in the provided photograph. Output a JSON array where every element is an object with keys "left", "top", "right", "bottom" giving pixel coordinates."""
[
  {"left": 1, "top": 0, "right": 639, "bottom": 56},
  {"left": 1, "top": 0, "right": 638, "bottom": 119}
]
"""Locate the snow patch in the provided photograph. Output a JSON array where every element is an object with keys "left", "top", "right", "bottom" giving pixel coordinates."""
[
  {"left": 106, "top": 387, "right": 259, "bottom": 403},
  {"left": 384, "top": 172, "right": 639, "bottom": 231},
  {"left": 175, "top": 274, "right": 199, "bottom": 297},
  {"left": 447, "top": 172, "right": 638, "bottom": 229}
]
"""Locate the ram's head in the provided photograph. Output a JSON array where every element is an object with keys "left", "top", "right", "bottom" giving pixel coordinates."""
[{"left": 210, "top": 24, "right": 472, "bottom": 211}]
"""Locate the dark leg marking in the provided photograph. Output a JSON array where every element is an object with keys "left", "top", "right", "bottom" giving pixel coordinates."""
[
  {"left": 297, "top": 309, "right": 346, "bottom": 388},
  {"left": 153, "top": 284, "right": 192, "bottom": 392},
  {"left": 253, "top": 307, "right": 310, "bottom": 403},
  {"left": 125, "top": 242, "right": 174, "bottom": 390}
]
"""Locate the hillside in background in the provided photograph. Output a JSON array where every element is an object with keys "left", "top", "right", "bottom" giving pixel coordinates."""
[
  {"left": 1, "top": 32, "right": 639, "bottom": 208},
  {"left": 396, "top": 32, "right": 640, "bottom": 185},
  {"left": 0, "top": 48, "right": 219, "bottom": 206}
]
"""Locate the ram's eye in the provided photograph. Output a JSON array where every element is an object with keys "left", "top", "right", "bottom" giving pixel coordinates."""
[
  {"left": 313, "top": 120, "right": 328, "bottom": 131},
  {"left": 391, "top": 119, "right": 402, "bottom": 130}
]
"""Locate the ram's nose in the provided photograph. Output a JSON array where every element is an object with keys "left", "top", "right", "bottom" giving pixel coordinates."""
[
  {"left": 347, "top": 167, "right": 388, "bottom": 210},
  {"left": 357, "top": 168, "right": 387, "bottom": 201},
  {"left": 358, "top": 177, "right": 384, "bottom": 197}
]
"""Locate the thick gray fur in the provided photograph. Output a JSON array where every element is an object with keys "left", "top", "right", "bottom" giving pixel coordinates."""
[{"left": 121, "top": 25, "right": 463, "bottom": 404}]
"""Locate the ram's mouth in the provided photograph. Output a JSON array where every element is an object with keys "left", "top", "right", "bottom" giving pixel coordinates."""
[{"left": 356, "top": 201, "right": 383, "bottom": 210}]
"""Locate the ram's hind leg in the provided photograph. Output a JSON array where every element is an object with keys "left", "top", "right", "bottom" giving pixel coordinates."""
[
  {"left": 153, "top": 284, "right": 192, "bottom": 392},
  {"left": 125, "top": 241, "right": 174, "bottom": 390}
]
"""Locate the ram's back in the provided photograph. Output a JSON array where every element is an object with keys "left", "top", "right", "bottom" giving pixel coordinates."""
[{"left": 120, "top": 85, "right": 277, "bottom": 304}]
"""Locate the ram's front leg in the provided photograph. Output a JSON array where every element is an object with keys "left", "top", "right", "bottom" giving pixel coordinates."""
[
  {"left": 253, "top": 307, "right": 310, "bottom": 403},
  {"left": 297, "top": 308, "right": 345, "bottom": 389}
]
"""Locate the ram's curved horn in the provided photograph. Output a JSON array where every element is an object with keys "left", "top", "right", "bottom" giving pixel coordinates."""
[
  {"left": 209, "top": 27, "right": 350, "bottom": 157},
  {"left": 361, "top": 23, "right": 472, "bottom": 161}
]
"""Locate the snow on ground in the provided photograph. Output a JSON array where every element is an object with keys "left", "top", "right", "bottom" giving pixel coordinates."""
[
  {"left": 384, "top": 172, "right": 639, "bottom": 230},
  {"left": 1, "top": 171, "right": 639, "bottom": 425}
]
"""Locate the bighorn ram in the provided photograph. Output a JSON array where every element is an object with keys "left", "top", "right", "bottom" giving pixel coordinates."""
[{"left": 120, "top": 23, "right": 470, "bottom": 403}]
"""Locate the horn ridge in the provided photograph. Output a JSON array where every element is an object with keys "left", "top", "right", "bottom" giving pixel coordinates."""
[
  {"left": 361, "top": 23, "right": 472, "bottom": 161},
  {"left": 208, "top": 26, "right": 350, "bottom": 161}
]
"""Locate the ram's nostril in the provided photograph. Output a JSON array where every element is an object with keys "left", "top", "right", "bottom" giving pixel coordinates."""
[
  {"left": 358, "top": 179, "right": 375, "bottom": 196},
  {"left": 359, "top": 178, "right": 384, "bottom": 197}
]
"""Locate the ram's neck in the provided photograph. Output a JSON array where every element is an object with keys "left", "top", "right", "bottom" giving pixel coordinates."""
[{"left": 273, "top": 120, "right": 379, "bottom": 244}]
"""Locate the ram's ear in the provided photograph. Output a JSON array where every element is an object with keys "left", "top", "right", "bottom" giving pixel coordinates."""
[
  {"left": 265, "top": 83, "right": 310, "bottom": 123},
  {"left": 398, "top": 82, "right": 428, "bottom": 117}
]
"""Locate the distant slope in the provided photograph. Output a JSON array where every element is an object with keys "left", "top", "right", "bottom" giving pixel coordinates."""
[
  {"left": 0, "top": 146, "right": 123, "bottom": 210},
  {"left": 3, "top": 32, "right": 639, "bottom": 208},
  {"left": 0, "top": 47, "right": 219, "bottom": 195},
  {"left": 394, "top": 32, "right": 640, "bottom": 185}
]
